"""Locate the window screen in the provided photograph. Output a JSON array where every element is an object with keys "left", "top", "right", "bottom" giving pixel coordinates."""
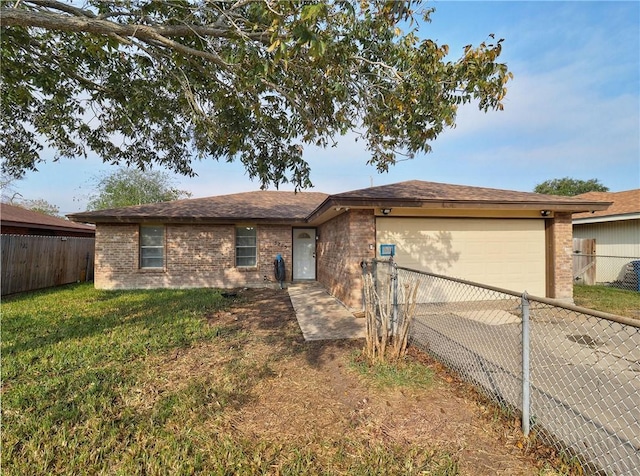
[
  {"left": 236, "top": 226, "right": 256, "bottom": 267},
  {"left": 140, "top": 225, "right": 164, "bottom": 268}
]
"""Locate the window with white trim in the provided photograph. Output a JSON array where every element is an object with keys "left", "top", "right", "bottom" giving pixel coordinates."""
[
  {"left": 235, "top": 226, "right": 257, "bottom": 267},
  {"left": 140, "top": 225, "right": 164, "bottom": 268}
]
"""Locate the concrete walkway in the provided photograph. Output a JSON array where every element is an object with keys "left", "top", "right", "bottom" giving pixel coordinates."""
[{"left": 287, "top": 282, "right": 366, "bottom": 341}]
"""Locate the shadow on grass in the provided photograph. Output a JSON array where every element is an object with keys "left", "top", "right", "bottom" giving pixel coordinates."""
[{"left": 3, "top": 286, "right": 226, "bottom": 357}]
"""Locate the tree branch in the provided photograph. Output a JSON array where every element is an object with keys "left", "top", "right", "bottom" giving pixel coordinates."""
[
  {"left": 351, "top": 55, "right": 403, "bottom": 81},
  {"left": 27, "top": 0, "right": 96, "bottom": 18},
  {"left": 0, "top": 8, "right": 268, "bottom": 67}
]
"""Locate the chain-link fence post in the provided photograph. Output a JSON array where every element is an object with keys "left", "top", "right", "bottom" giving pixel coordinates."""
[
  {"left": 361, "top": 260, "right": 367, "bottom": 311},
  {"left": 372, "top": 259, "right": 378, "bottom": 293},
  {"left": 403, "top": 266, "right": 639, "bottom": 473},
  {"left": 390, "top": 258, "right": 398, "bottom": 335},
  {"left": 521, "top": 292, "right": 531, "bottom": 436}
]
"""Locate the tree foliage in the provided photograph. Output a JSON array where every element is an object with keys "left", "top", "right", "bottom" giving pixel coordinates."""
[
  {"left": 1, "top": 0, "right": 512, "bottom": 189},
  {"left": 86, "top": 168, "right": 191, "bottom": 210},
  {"left": 17, "top": 198, "right": 61, "bottom": 217},
  {"left": 534, "top": 177, "right": 609, "bottom": 196}
]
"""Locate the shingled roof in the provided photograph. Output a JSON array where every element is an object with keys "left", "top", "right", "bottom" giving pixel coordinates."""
[
  {"left": 68, "top": 180, "right": 612, "bottom": 225},
  {"left": 329, "top": 180, "right": 609, "bottom": 204},
  {"left": 1, "top": 203, "right": 95, "bottom": 234},
  {"left": 68, "top": 191, "right": 329, "bottom": 224},
  {"left": 573, "top": 190, "right": 640, "bottom": 221},
  {"left": 307, "top": 180, "right": 612, "bottom": 221}
]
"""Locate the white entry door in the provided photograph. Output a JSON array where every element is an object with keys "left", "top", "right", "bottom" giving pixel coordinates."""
[{"left": 293, "top": 228, "right": 316, "bottom": 280}]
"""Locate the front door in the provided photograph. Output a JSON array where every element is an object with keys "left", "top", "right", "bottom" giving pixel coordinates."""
[{"left": 293, "top": 228, "right": 316, "bottom": 280}]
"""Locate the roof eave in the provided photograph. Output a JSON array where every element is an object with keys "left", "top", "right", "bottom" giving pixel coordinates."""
[
  {"left": 69, "top": 215, "right": 310, "bottom": 225},
  {"left": 306, "top": 198, "right": 612, "bottom": 223},
  {"left": 2, "top": 220, "right": 95, "bottom": 234},
  {"left": 573, "top": 212, "right": 640, "bottom": 225}
]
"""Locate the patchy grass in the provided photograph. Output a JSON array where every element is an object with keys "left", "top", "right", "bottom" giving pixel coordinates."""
[
  {"left": 574, "top": 284, "right": 640, "bottom": 319},
  {"left": 350, "top": 352, "right": 435, "bottom": 389},
  {"left": 3, "top": 284, "right": 564, "bottom": 475}
]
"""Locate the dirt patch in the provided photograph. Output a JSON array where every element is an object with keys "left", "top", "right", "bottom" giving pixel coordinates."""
[{"left": 148, "top": 288, "right": 561, "bottom": 474}]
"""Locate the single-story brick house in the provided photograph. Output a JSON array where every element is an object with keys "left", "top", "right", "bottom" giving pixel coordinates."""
[
  {"left": 68, "top": 180, "right": 611, "bottom": 309},
  {"left": 2, "top": 203, "right": 95, "bottom": 295}
]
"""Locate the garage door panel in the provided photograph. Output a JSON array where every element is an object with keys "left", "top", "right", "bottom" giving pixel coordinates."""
[{"left": 376, "top": 218, "right": 545, "bottom": 296}]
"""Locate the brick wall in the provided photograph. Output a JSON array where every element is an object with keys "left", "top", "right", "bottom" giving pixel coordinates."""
[
  {"left": 548, "top": 212, "right": 574, "bottom": 301},
  {"left": 259, "top": 225, "right": 293, "bottom": 283},
  {"left": 317, "top": 209, "right": 376, "bottom": 310},
  {"left": 94, "top": 212, "right": 572, "bottom": 304},
  {"left": 94, "top": 224, "right": 138, "bottom": 288},
  {"left": 316, "top": 212, "right": 349, "bottom": 302},
  {"left": 94, "top": 223, "right": 292, "bottom": 290}
]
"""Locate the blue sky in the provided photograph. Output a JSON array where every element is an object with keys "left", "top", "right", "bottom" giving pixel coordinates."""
[{"left": 11, "top": 1, "right": 640, "bottom": 216}]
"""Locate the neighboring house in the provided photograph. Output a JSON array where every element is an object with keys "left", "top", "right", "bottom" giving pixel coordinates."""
[
  {"left": 1, "top": 203, "right": 95, "bottom": 237},
  {"left": 2, "top": 203, "right": 96, "bottom": 295},
  {"left": 573, "top": 189, "right": 640, "bottom": 286},
  {"left": 68, "top": 180, "right": 610, "bottom": 309}
]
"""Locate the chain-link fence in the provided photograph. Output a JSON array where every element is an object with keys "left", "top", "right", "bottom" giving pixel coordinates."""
[
  {"left": 365, "top": 260, "right": 640, "bottom": 476},
  {"left": 573, "top": 254, "right": 640, "bottom": 292}
]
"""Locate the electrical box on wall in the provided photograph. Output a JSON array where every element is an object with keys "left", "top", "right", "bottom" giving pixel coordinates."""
[{"left": 379, "top": 244, "right": 395, "bottom": 257}]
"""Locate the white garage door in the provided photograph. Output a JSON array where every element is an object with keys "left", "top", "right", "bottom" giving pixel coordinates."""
[{"left": 376, "top": 218, "right": 546, "bottom": 296}]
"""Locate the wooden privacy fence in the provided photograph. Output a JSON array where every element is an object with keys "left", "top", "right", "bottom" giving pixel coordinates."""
[{"left": 1, "top": 235, "right": 95, "bottom": 295}]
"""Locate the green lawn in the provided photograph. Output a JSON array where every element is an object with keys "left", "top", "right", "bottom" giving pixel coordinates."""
[
  {"left": 2, "top": 284, "right": 229, "bottom": 475},
  {"left": 1, "top": 284, "right": 462, "bottom": 476},
  {"left": 574, "top": 284, "right": 640, "bottom": 319}
]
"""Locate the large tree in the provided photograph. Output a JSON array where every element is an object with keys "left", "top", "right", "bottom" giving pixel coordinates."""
[
  {"left": 534, "top": 177, "right": 609, "bottom": 197},
  {"left": 86, "top": 167, "right": 191, "bottom": 210},
  {"left": 1, "top": 0, "right": 512, "bottom": 189}
]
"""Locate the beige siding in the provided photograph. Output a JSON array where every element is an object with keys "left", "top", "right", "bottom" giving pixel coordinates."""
[
  {"left": 377, "top": 218, "right": 546, "bottom": 296},
  {"left": 573, "top": 220, "right": 640, "bottom": 258},
  {"left": 573, "top": 220, "right": 640, "bottom": 283}
]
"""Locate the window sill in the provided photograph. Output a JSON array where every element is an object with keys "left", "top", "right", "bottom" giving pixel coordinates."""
[
  {"left": 138, "top": 268, "right": 166, "bottom": 273},
  {"left": 235, "top": 266, "right": 258, "bottom": 272}
]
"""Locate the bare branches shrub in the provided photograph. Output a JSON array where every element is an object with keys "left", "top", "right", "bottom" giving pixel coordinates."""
[{"left": 363, "top": 266, "right": 419, "bottom": 363}]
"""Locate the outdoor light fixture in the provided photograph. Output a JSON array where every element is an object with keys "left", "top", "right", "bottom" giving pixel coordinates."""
[
  {"left": 540, "top": 210, "right": 551, "bottom": 217},
  {"left": 381, "top": 208, "right": 392, "bottom": 215}
]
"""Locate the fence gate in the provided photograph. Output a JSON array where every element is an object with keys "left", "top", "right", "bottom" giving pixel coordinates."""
[{"left": 573, "top": 238, "right": 596, "bottom": 285}]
